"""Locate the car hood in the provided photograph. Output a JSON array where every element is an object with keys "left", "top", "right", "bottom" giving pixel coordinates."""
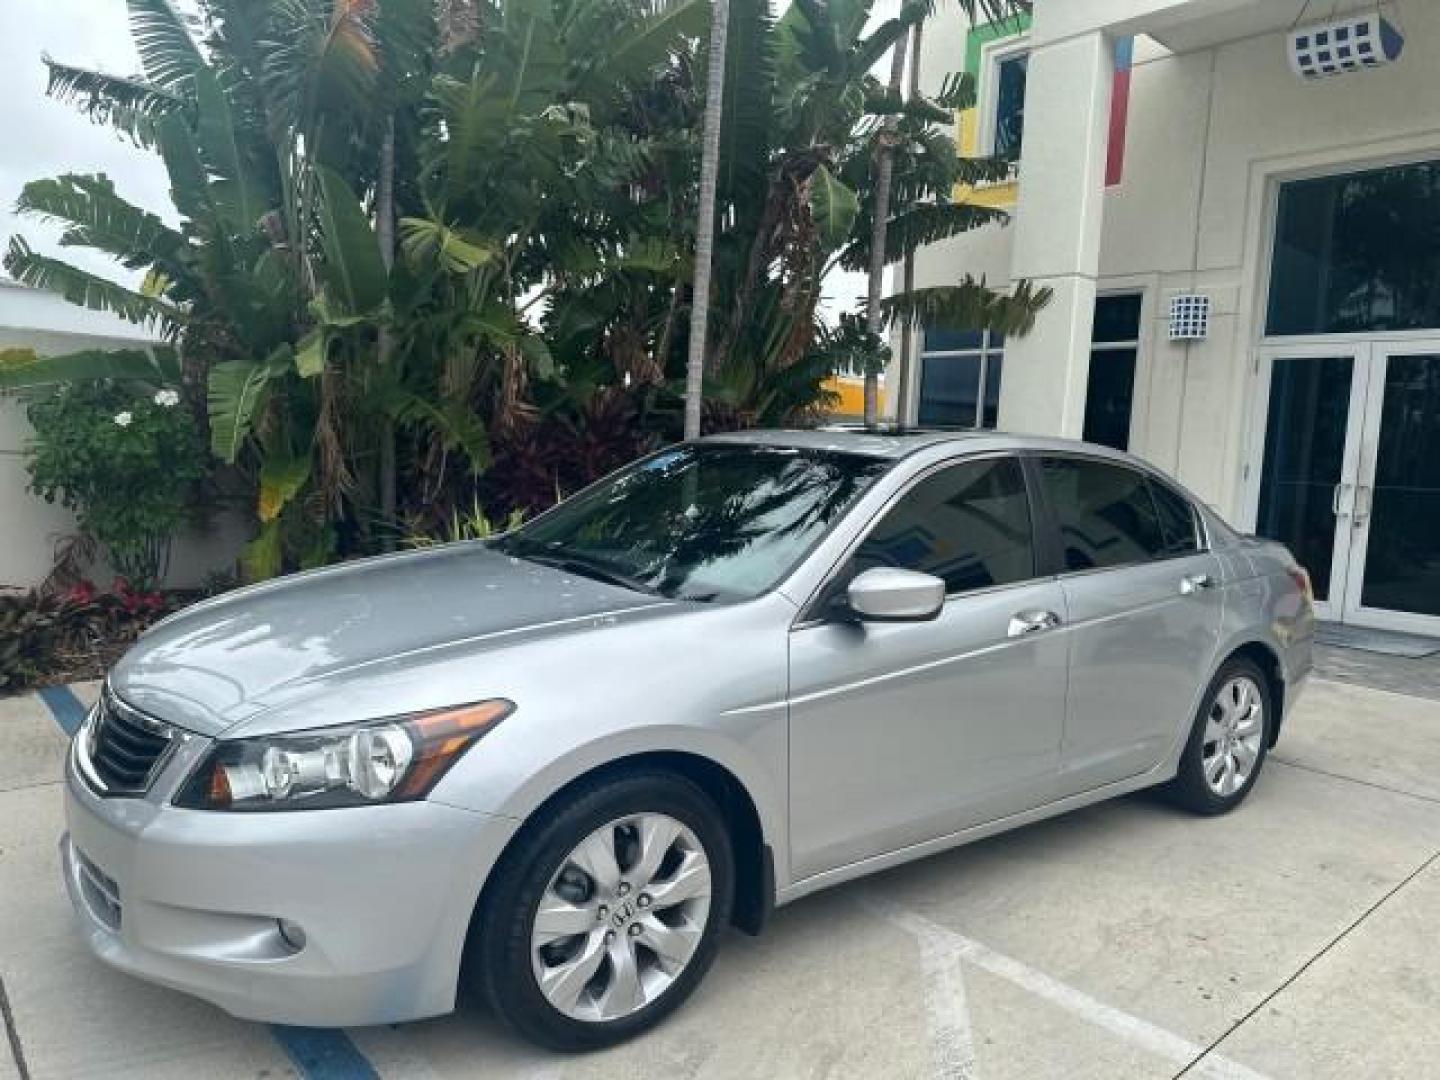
[{"left": 108, "top": 544, "right": 673, "bottom": 735}]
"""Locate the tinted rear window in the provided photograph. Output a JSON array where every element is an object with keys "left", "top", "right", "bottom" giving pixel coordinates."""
[{"left": 1038, "top": 457, "right": 1168, "bottom": 571}]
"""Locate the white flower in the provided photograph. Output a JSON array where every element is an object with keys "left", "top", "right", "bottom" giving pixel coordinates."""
[
  {"left": 153, "top": 389, "right": 181, "bottom": 408},
  {"left": 113, "top": 411, "right": 133, "bottom": 427}
]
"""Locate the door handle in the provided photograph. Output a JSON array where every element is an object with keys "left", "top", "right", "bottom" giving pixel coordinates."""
[
  {"left": 1008, "top": 609, "right": 1062, "bottom": 638},
  {"left": 1179, "top": 573, "right": 1214, "bottom": 595},
  {"left": 1352, "top": 485, "right": 1373, "bottom": 527},
  {"left": 1332, "top": 482, "right": 1351, "bottom": 517}
]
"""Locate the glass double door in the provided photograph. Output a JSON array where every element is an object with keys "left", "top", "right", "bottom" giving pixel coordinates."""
[{"left": 1253, "top": 341, "right": 1440, "bottom": 635}]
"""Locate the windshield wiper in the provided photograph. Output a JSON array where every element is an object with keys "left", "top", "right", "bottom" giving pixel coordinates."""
[{"left": 513, "top": 551, "right": 663, "bottom": 597}]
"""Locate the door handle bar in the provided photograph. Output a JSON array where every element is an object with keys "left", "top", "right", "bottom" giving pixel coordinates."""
[
  {"left": 1332, "top": 482, "right": 1351, "bottom": 517},
  {"left": 1008, "top": 609, "right": 1062, "bottom": 638},
  {"left": 1179, "top": 573, "right": 1214, "bottom": 596}
]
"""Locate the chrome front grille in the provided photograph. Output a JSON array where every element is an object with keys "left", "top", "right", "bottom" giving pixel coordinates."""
[{"left": 84, "top": 686, "right": 178, "bottom": 796}]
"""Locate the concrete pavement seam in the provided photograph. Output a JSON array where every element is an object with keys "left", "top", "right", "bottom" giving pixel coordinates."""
[
  {"left": 1170, "top": 847, "right": 1440, "bottom": 1079},
  {"left": 0, "top": 781, "right": 63, "bottom": 796},
  {"left": 1269, "top": 756, "right": 1440, "bottom": 807},
  {"left": 0, "top": 975, "right": 32, "bottom": 1080}
]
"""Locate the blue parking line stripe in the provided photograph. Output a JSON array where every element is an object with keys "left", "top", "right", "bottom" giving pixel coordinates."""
[
  {"left": 32, "top": 687, "right": 382, "bottom": 1080},
  {"left": 37, "top": 685, "right": 88, "bottom": 736},
  {"left": 269, "top": 1027, "right": 381, "bottom": 1080}
]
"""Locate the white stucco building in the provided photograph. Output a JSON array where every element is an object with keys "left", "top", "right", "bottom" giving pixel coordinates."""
[
  {"left": 895, "top": 0, "right": 1440, "bottom": 637},
  {"left": 0, "top": 282, "right": 241, "bottom": 591}
]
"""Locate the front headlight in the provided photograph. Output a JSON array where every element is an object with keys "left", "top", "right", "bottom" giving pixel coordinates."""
[{"left": 174, "top": 699, "right": 515, "bottom": 811}]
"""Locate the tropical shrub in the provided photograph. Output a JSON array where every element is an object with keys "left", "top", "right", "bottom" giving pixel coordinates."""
[
  {"left": 402, "top": 499, "right": 525, "bottom": 548},
  {"left": 24, "top": 383, "right": 205, "bottom": 585},
  {"left": 3, "top": 0, "right": 1044, "bottom": 583},
  {"left": 0, "top": 583, "right": 183, "bottom": 693}
]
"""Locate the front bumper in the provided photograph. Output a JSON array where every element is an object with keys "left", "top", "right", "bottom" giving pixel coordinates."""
[{"left": 61, "top": 745, "right": 519, "bottom": 1027}]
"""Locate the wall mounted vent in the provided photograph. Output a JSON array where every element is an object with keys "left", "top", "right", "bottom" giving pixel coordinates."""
[
  {"left": 1289, "top": 14, "right": 1404, "bottom": 80},
  {"left": 1168, "top": 294, "right": 1210, "bottom": 341}
]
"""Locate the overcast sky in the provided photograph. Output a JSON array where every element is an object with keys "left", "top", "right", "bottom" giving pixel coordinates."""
[
  {"left": 0, "top": 0, "right": 866, "bottom": 314},
  {"left": 0, "top": 0, "right": 176, "bottom": 284}
]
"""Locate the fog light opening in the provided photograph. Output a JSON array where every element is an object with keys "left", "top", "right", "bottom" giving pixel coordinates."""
[{"left": 276, "top": 918, "right": 307, "bottom": 953}]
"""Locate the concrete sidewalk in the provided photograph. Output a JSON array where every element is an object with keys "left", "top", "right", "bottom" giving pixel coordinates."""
[{"left": 3, "top": 678, "right": 1439, "bottom": 1078}]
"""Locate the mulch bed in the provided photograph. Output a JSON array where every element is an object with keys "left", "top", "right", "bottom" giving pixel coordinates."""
[{"left": 1, "top": 583, "right": 200, "bottom": 695}]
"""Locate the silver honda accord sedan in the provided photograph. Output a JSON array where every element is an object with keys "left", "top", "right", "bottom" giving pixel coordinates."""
[{"left": 61, "top": 429, "right": 1313, "bottom": 1049}]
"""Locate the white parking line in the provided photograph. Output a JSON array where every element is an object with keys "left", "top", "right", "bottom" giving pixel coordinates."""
[
  {"left": 861, "top": 896, "right": 1272, "bottom": 1080},
  {"left": 916, "top": 936, "right": 978, "bottom": 1079}
]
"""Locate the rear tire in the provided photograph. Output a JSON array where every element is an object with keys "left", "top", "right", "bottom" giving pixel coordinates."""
[
  {"left": 1164, "top": 657, "right": 1272, "bottom": 815},
  {"left": 472, "top": 771, "right": 733, "bottom": 1051}
]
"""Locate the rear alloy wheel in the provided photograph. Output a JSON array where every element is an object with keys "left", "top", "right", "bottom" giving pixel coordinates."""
[
  {"left": 1200, "top": 676, "right": 1266, "bottom": 797},
  {"left": 474, "top": 772, "right": 733, "bottom": 1050},
  {"left": 1164, "top": 657, "right": 1272, "bottom": 814}
]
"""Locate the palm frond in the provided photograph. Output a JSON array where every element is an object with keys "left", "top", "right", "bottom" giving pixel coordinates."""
[
  {"left": 841, "top": 200, "right": 1008, "bottom": 270},
  {"left": 42, "top": 56, "right": 183, "bottom": 145},
  {"left": 14, "top": 174, "right": 188, "bottom": 273},
  {"left": 865, "top": 90, "right": 951, "bottom": 126},
  {"left": 0, "top": 345, "right": 181, "bottom": 391},
  {"left": 881, "top": 278, "right": 1052, "bottom": 332},
  {"left": 192, "top": 67, "right": 275, "bottom": 232},
  {"left": 3, "top": 237, "right": 181, "bottom": 334},
  {"left": 574, "top": 0, "right": 708, "bottom": 107},
  {"left": 128, "top": 0, "right": 208, "bottom": 89},
  {"left": 261, "top": 0, "right": 381, "bottom": 133},
  {"left": 399, "top": 216, "right": 497, "bottom": 275},
  {"left": 932, "top": 71, "right": 977, "bottom": 113},
  {"left": 717, "top": 0, "right": 776, "bottom": 220}
]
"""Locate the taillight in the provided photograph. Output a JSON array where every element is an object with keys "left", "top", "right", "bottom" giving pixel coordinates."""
[{"left": 1287, "top": 566, "right": 1314, "bottom": 604}]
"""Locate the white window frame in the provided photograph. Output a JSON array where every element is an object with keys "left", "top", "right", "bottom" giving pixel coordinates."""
[{"left": 976, "top": 34, "right": 1031, "bottom": 164}]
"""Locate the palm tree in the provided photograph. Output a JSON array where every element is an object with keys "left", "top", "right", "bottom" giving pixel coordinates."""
[
  {"left": 684, "top": 0, "right": 730, "bottom": 440},
  {"left": 861, "top": 0, "right": 1032, "bottom": 426}
]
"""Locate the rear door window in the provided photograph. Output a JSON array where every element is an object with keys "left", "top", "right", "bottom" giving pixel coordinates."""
[
  {"left": 1037, "top": 457, "right": 1169, "bottom": 571},
  {"left": 1149, "top": 479, "right": 1202, "bottom": 557}
]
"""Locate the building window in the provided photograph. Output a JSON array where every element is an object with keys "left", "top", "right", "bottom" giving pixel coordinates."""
[
  {"left": 991, "top": 50, "right": 1028, "bottom": 161},
  {"left": 1083, "top": 294, "right": 1142, "bottom": 451},
  {"left": 1267, "top": 159, "right": 1440, "bottom": 336},
  {"left": 918, "top": 328, "right": 1005, "bottom": 429}
]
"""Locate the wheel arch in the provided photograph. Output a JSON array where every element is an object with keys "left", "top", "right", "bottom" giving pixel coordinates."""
[
  {"left": 1219, "top": 639, "right": 1286, "bottom": 747},
  {"left": 467, "top": 749, "right": 775, "bottom": 965}
]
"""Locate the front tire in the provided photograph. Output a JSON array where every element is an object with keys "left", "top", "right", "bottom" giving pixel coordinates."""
[
  {"left": 473, "top": 771, "right": 734, "bottom": 1050},
  {"left": 1164, "top": 657, "right": 1272, "bottom": 815}
]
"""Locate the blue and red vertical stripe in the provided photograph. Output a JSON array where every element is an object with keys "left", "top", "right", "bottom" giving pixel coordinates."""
[{"left": 1106, "top": 36, "right": 1135, "bottom": 187}]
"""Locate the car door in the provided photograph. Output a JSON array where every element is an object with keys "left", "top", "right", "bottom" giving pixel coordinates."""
[
  {"left": 1033, "top": 455, "right": 1224, "bottom": 794},
  {"left": 787, "top": 453, "right": 1069, "bottom": 881}
]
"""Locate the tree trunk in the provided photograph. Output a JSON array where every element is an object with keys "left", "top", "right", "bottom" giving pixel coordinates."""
[
  {"left": 377, "top": 116, "right": 398, "bottom": 549},
  {"left": 895, "top": 21, "right": 924, "bottom": 426},
  {"left": 683, "top": 0, "right": 730, "bottom": 441},
  {"left": 863, "top": 31, "right": 909, "bottom": 427}
]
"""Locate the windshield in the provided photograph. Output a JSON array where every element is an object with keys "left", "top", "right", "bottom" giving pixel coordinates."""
[{"left": 495, "top": 443, "right": 889, "bottom": 602}]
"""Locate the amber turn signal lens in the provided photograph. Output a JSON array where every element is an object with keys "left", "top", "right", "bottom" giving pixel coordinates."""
[{"left": 393, "top": 700, "right": 516, "bottom": 798}]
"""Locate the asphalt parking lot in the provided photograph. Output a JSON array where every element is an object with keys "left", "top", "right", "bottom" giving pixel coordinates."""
[{"left": 4, "top": 676, "right": 1440, "bottom": 1079}]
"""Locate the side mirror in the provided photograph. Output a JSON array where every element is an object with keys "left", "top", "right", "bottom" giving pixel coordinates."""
[{"left": 846, "top": 567, "right": 946, "bottom": 622}]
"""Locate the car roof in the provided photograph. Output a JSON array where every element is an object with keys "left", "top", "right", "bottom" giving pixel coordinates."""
[{"left": 701, "top": 426, "right": 1137, "bottom": 464}]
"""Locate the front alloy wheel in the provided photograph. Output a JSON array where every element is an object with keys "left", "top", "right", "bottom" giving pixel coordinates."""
[
  {"left": 472, "top": 771, "right": 733, "bottom": 1050},
  {"left": 532, "top": 814, "right": 712, "bottom": 1021}
]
